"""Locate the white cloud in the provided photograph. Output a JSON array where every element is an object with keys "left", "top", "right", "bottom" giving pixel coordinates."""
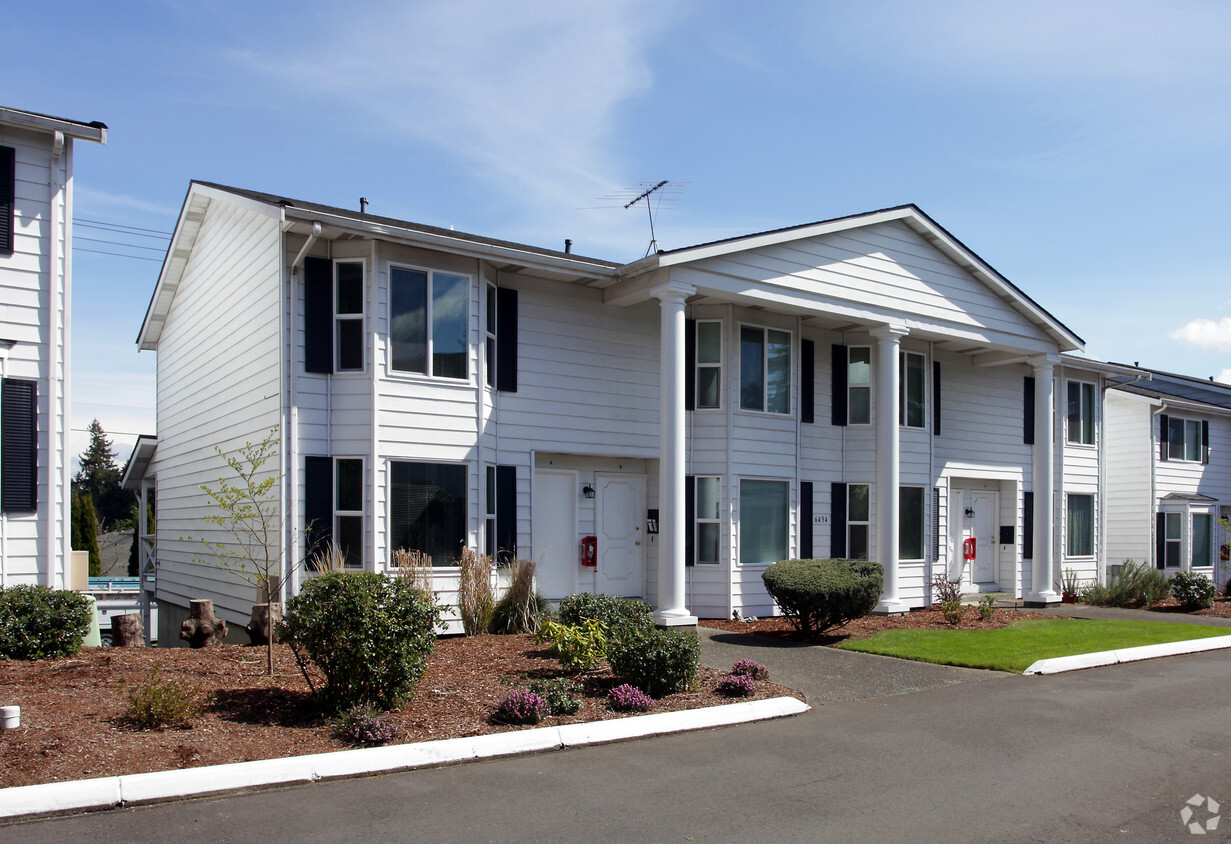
[
  {"left": 74, "top": 186, "right": 178, "bottom": 218},
  {"left": 1217, "top": 369, "right": 1231, "bottom": 385},
  {"left": 1170, "top": 317, "right": 1231, "bottom": 352}
]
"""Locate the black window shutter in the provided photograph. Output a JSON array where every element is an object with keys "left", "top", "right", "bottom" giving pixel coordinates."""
[
  {"left": 684, "top": 475, "right": 696, "bottom": 567},
  {"left": 1023, "top": 491, "right": 1034, "bottom": 560},
  {"left": 1156, "top": 512, "right": 1166, "bottom": 569},
  {"left": 304, "top": 456, "right": 332, "bottom": 555},
  {"left": 496, "top": 287, "right": 518, "bottom": 392},
  {"left": 304, "top": 257, "right": 333, "bottom": 374},
  {"left": 933, "top": 361, "right": 942, "bottom": 436},
  {"left": 684, "top": 319, "right": 696, "bottom": 411},
  {"left": 830, "top": 482, "right": 847, "bottom": 558},
  {"left": 1023, "top": 376, "right": 1035, "bottom": 445},
  {"left": 800, "top": 481, "right": 813, "bottom": 558},
  {"left": 0, "top": 146, "right": 14, "bottom": 257},
  {"left": 1, "top": 379, "right": 36, "bottom": 512},
  {"left": 1159, "top": 413, "right": 1169, "bottom": 462},
  {"left": 1202, "top": 420, "right": 1210, "bottom": 464},
  {"left": 496, "top": 465, "right": 517, "bottom": 565},
  {"left": 832, "top": 345, "right": 848, "bottom": 426},
  {"left": 800, "top": 339, "right": 815, "bottom": 424}
]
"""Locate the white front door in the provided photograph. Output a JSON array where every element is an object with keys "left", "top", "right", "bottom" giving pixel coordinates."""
[
  {"left": 970, "top": 490, "right": 998, "bottom": 584},
  {"left": 595, "top": 473, "right": 644, "bottom": 597},
  {"left": 532, "top": 470, "right": 577, "bottom": 600}
]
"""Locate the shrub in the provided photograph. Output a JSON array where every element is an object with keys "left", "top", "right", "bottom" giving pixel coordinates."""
[
  {"left": 607, "top": 627, "right": 700, "bottom": 698},
  {"left": 458, "top": 549, "right": 494, "bottom": 636},
  {"left": 931, "top": 572, "right": 963, "bottom": 605},
  {"left": 1171, "top": 570, "right": 1217, "bottom": 611},
  {"left": 716, "top": 673, "right": 757, "bottom": 697},
  {"left": 977, "top": 594, "right": 997, "bottom": 621},
  {"left": 729, "top": 658, "right": 768, "bottom": 680},
  {"left": 557, "top": 593, "right": 654, "bottom": 643},
  {"left": 488, "top": 559, "right": 547, "bottom": 635},
  {"left": 940, "top": 599, "right": 966, "bottom": 625},
  {"left": 761, "top": 558, "right": 884, "bottom": 635},
  {"left": 608, "top": 684, "right": 653, "bottom": 712},
  {"left": 0, "top": 584, "right": 94, "bottom": 660},
  {"left": 534, "top": 619, "right": 607, "bottom": 670},
  {"left": 120, "top": 666, "right": 209, "bottom": 730},
  {"left": 1081, "top": 561, "right": 1171, "bottom": 609},
  {"left": 333, "top": 703, "right": 404, "bottom": 745},
  {"left": 527, "top": 677, "right": 583, "bottom": 716},
  {"left": 278, "top": 571, "right": 441, "bottom": 712},
  {"left": 495, "top": 689, "right": 548, "bottom": 725}
]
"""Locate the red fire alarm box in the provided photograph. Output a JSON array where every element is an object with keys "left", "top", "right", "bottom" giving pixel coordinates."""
[
  {"left": 963, "top": 537, "right": 977, "bottom": 561},
  {"left": 581, "top": 536, "right": 597, "bottom": 567}
]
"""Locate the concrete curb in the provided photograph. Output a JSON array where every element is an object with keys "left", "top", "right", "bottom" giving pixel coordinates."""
[
  {"left": 0, "top": 696, "right": 809, "bottom": 823},
  {"left": 1023, "top": 634, "right": 1231, "bottom": 675}
]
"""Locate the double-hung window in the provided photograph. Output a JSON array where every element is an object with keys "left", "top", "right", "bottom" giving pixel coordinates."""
[
  {"left": 740, "top": 326, "right": 790, "bottom": 414},
  {"left": 848, "top": 346, "right": 871, "bottom": 424},
  {"left": 389, "top": 461, "right": 467, "bottom": 566},
  {"left": 485, "top": 465, "right": 497, "bottom": 559},
  {"left": 390, "top": 266, "right": 469, "bottom": 379},
  {"left": 848, "top": 483, "right": 870, "bottom": 561},
  {"left": 334, "top": 458, "right": 364, "bottom": 569},
  {"left": 738, "top": 479, "right": 788, "bottom": 565},
  {"left": 899, "top": 486, "right": 924, "bottom": 560},
  {"left": 696, "top": 321, "right": 722, "bottom": 409},
  {"left": 485, "top": 284, "right": 497, "bottom": 388},
  {"left": 1066, "top": 381, "right": 1096, "bottom": 445},
  {"left": 1066, "top": 493, "right": 1094, "bottom": 557},
  {"left": 335, "top": 262, "right": 365, "bottom": 372},
  {"left": 1167, "top": 417, "right": 1203, "bottom": 461},
  {"left": 1160, "top": 512, "right": 1182, "bottom": 569},
  {"left": 695, "top": 477, "right": 721, "bottom": 565},
  {"left": 899, "top": 352, "right": 925, "bottom": 428}
]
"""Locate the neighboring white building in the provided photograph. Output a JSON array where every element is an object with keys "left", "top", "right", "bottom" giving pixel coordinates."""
[
  {"left": 133, "top": 182, "right": 1123, "bottom": 641},
  {"left": 0, "top": 107, "right": 106, "bottom": 589},
  {"left": 1104, "top": 369, "right": 1231, "bottom": 588}
]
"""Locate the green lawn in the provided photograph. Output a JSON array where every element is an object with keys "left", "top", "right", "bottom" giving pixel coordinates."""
[{"left": 836, "top": 619, "right": 1231, "bottom": 673}]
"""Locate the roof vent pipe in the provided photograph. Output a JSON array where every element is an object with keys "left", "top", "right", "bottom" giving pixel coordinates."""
[
  {"left": 564, "top": 238, "right": 572, "bottom": 254},
  {"left": 360, "top": 197, "right": 368, "bottom": 214}
]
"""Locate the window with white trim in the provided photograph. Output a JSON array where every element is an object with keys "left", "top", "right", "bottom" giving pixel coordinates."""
[
  {"left": 335, "top": 262, "right": 365, "bottom": 372},
  {"left": 1167, "top": 417, "right": 1203, "bottom": 462},
  {"left": 696, "top": 321, "right": 722, "bottom": 409},
  {"left": 848, "top": 346, "right": 871, "bottom": 425},
  {"left": 390, "top": 266, "right": 469, "bottom": 379},
  {"left": 1161, "top": 511, "right": 1182, "bottom": 569},
  {"left": 899, "top": 486, "right": 924, "bottom": 560},
  {"left": 899, "top": 352, "right": 925, "bottom": 429},
  {"left": 485, "top": 465, "right": 496, "bottom": 559},
  {"left": 1066, "top": 493, "right": 1094, "bottom": 557},
  {"left": 695, "top": 476, "right": 721, "bottom": 565},
  {"left": 740, "top": 326, "right": 790, "bottom": 414},
  {"left": 848, "top": 483, "right": 870, "bottom": 561},
  {"left": 389, "top": 461, "right": 467, "bottom": 566},
  {"left": 739, "top": 479, "right": 788, "bottom": 565},
  {"left": 485, "top": 284, "right": 497, "bottom": 388},
  {"left": 1066, "top": 381, "right": 1095, "bottom": 445},
  {"left": 335, "top": 458, "right": 364, "bottom": 569},
  {"left": 1193, "top": 513, "right": 1214, "bottom": 568}
]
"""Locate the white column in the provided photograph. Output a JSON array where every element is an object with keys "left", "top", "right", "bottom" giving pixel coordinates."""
[
  {"left": 651, "top": 280, "right": 697, "bottom": 626},
  {"left": 872, "top": 324, "right": 910, "bottom": 613},
  {"left": 1030, "top": 357, "right": 1059, "bottom": 603}
]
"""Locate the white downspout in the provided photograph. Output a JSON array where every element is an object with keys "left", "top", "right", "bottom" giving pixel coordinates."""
[
  {"left": 1151, "top": 401, "right": 1169, "bottom": 570},
  {"left": 288, "top": 222, "right": 320, "bottom": 597},
  {"left": 370, "top": 237, "right": 379, "bottom": 573},
  {"left": 0, "top": 343, "right": 8, "bottom": 587},
  {"left": 46, "top": 131, "right": 65, "bottom": 589}
]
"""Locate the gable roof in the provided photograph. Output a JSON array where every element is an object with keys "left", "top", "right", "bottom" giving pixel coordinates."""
[
  {"left": 0, "top": 106, "right": 107, "bottom": 144},
  {"left": 1110, "top": 366, "right": 1231, "bottom": 413}
]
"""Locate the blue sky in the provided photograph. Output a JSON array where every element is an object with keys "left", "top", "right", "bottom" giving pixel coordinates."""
[{"left": 6, "top": 0, "right": 1231, "bottom": 466}]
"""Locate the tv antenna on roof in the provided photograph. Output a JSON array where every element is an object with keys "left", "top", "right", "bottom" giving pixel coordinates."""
[{"left": 589, "top": 180, "right": 686, "bottom": 257}]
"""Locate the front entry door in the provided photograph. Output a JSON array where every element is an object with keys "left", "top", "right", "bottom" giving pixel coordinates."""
[
  {"left": 533, "top": 470, "right": 577, "bottom": 600},
  {"left": 970, "top": 490, "right": 998, "bottom": 583},
  {"left": 595, "top": 474, "right": 644, "bottom": 597}
]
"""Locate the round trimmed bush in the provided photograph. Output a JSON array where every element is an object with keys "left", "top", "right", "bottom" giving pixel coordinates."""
[
  {"left": 1171, "top": 570, "right": 1217, "bottom": 611},
  {"left": 606, "top": 627, "right": 700, "bottom": 698},
  {"left": 0, "top": 584, "right": 94, "bottom": 660},
  {"left": 557, "top": 593, "right": 654, "bottom": 642},
  {"left": 761, "top": 558, "right": 884, "bottom": 635},
  {"left": 278, "top": 572, "right": 441, "bottom": 712}
]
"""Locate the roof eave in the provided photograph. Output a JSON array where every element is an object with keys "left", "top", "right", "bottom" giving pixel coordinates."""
[{"left": 0, "top": 107, "right": 107, "bottom": 144}]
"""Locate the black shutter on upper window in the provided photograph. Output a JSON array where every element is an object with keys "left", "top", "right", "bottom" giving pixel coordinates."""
[
  {"left": 0, "top": 146, "right": 14, "bottom": 257},
  {"left": 1, "top": 379, "right": 37, "bottom": 512},
  {"left": 1156, "top": 512, "right": 1166, "bottom": 569},
  {"left": 303, "top": 257, "right": 333, "bottom": 374},
  {"left": 304, "top": 456, "right": 332, "bottom": 556},
  {"left": 1159, "top": 413, "right": 1169, "bottom": 462},
  {"left": 832, "top": 345, "right": 848, "bottom": 426},
  {"left": 685, "top": 475, "right": 695, "bottom": 567},
  {"left": 496, "top": 465, "right": 517, "bottom": 565},
  {"left": 800, "top": 481, "right": 813, "bottom": 559},
  {"left": 1202, "top": 420, "right": 1210, "bottom": 465},
  {"left": 496, "top": 287, "right": 518, "bottom": 392},
  {"left": 685, "top": 319, "right": 696, "bottom": 412},
  {"left": 1023, "top": 491, "right": 1034, "bottom": 560},
  {"left": 800, "top": 339, "right": 815, "bottom": 424},
  {"left": 830, "top": 481, "right": 847, "bottom": 558},
  {"left": 1023, "top": 376, "right": 1035, "bottom": 445},
  {"left": 933, "top": 361, "right": 942, "bottom": 436}
]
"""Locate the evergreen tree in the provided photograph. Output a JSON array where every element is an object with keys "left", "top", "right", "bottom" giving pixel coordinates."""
[
  {"left": 73, "top": 419, "right": 134, "bottom": 531},
  {"left": 72, "top": 489, "right": 101, "bottom": 576}
]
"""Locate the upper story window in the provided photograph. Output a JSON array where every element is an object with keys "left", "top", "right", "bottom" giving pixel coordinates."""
[
  {"left": 740, "top": 326, "right": 790, "bottom": 414},
  {"left": 485, "top": 284, "right": 497, "bottom": 388},
  {"left": 848, "top": 346, "right": 871, "bottom": 424},
  {"left": 899, "top": 352, "right": 925, "bottom": 429},
  {"left": 390, "top": 266, "right": 469, "bottom": 379},
  {"left": 1165, "top": 416, "right": 1204, "bottom": 462},
  {"left": 696, "top": 321, "right": 722, "bottom": 409},
  {"left": 335, "top": 262, "right": 365, "bottom": 372},
  {"left": 1066, "top": 381, "right": 1096, "bottom": 445}
]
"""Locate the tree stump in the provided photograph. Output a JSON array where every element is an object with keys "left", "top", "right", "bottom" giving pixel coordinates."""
[
  {"left": 180, "top": 599, "right": 227, "bottom": 648},
  {"left": 245, "top": 602, "right": 283, "bottom": 646},
  {"left": 110, "top": 613, "right": 144, "bottom": 647}
]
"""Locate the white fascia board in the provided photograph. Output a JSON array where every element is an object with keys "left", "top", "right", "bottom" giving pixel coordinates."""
[
  {"left": 1154, "top": 395, "right": 1231, "bottom": 419},
  {"left": 0, "top": 107, "right": 107, "bottom": 144},
  {"left": 1058, "top": 356, "right": 1147, "bottom": 378}
]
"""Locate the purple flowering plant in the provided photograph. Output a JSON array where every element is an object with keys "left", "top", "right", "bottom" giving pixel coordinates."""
[
  {"left": 729, "top": 659, "right": 769, "bottom": 680},
  {"left": 608, "top": 684, "right": 654, "bottom": 712},
  {"left": 715, "top": 673, "right": 757, "bottom": 697},
  {"left": 496, "top": 689, "right": 548, "bottom": 725},
  {"left": 332, "top": 703, "right": 404, "bottom": 745}
]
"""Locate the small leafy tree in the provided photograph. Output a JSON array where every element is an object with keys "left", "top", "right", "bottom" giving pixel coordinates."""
[{"left": 71, "top": 489, "right": 101, "bottom": 576}]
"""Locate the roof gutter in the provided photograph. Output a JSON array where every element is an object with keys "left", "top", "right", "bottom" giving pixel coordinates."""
[{"left": 290, "top": 221, "right": 322, "bottom": 275}]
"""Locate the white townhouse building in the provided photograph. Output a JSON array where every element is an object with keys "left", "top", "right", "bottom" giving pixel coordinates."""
[
  {"left": 0, "top": 106, "right": 105, "bottom": 589},
  {"left": 1104, "top": 368, "right": 1231, "bottom": 589},
  {"left": 131, "top": 182, "right": 1125, "bottom": 639}
]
